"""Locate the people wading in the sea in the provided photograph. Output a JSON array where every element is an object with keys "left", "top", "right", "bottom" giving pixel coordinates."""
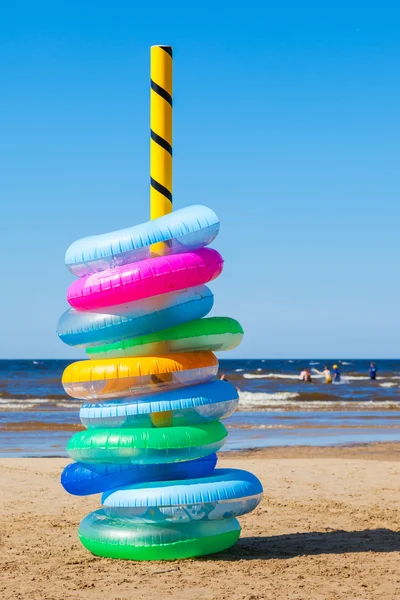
[
  {"left": 369, "top": 362, "right": 377, "bottom": 380},
  {"left": 332, "top": 364, "right": 341, "bottom": 383},
  {"left": 219, "top": 373, "right": 239, "bottom": 392},
  {"left": 299, "top": 368, "right": 312, "bottom": 382},
  {"left": 313, "top": 365, "right": 332, "bottom": 383}
]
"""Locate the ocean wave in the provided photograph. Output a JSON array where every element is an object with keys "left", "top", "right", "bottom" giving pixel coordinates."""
[
  {"left": 243, "top": 372, "right": 300, "bottom": 380},
  {"left": 0, "top": 403, "right": 38, "bottom": 410},
  {"left": 342, "top": 376, "right": 383, "bottom": 381},
  {"left": 235, "top": 368, "right": 244, "bottom": 372},
  {"left": 379, "top": 382, "right": 398, "bottom": 388},
  {"left": 341, "top": 361, "right": 353, "bottom": 365},
  {"left": 0, "top": 397, "right": 50, "bottom": 405},
  {"left": 309, "top": 361, "right": 320, "bottom": 365},
  {"left": 238, "top": 390, "right": 400, "bottom": 410},
  {"left": 0, "top": 392, "right": 66, "bottom": 401},
  {"left": 239, "top": 391, "right": 300, "bottom": 407},
  {"left": 0, "top": 397, "right": 78, "bottom": 410}
]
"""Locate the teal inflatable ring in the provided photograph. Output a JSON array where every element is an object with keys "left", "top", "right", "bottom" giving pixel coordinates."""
[
  {"left": 79, "top": 510, "right": 241, "bottom": 560},
  {"left": 67, "top": 421, "right": 228, "bottom": 464}
]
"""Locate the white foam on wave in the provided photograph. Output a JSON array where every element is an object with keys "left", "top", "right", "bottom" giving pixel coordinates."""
[
  {"left": 239, "top": 391, "right": 300, "bottom": 407},
  {"left": 56, "top": 402, "right": 82, "bottom": 409},
  {"left": 235, "top": 368, "right": 244, "bottom": 372},
  {"left": 0, "top": 398, "right": 79, "bottom": 410},
  {"left": 228, "top": 423, "right": 293, "bottom": 431},
  {"left": 238, "top": 391, "right": 400, "bottom": 410},
  {"left": 0, "top": 403, "right": 38, "bottom": 410},
  {"left": 243, "top": 372, "right": 300, "bottom": 380},
  {"left": 309, "top": 361, "right": 320, "bottom": 365},
  {"left": 379, "top": 382, "right": 397, "bottom": 388},
  {"left": 0, "top": 398, "right": 50, "bottom": 405},
  {"left": 343, "top": 375, "right": 383, "bottom": 381},
  {"left": 341, "top": 361, "right": 353, "bottom": 365}
]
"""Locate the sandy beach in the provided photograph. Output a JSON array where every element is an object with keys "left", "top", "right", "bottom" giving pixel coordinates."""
[{"left": 0, "top": 444, "right": 399, "bottom": 600}]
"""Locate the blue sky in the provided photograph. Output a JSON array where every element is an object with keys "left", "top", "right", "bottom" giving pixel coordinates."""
[{"left": 1, "top": 2, "right": 400, "bottom": 359}]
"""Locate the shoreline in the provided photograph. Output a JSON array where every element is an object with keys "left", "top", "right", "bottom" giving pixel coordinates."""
[{"left": 2, "top": 438, "right": 400, "bottom": 459}]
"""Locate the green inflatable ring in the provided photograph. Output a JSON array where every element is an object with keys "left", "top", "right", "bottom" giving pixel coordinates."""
[
  {"left": 79, "top": 510, "right": 241, "bottom": 560},
  {"left": 86, "top": 317, "right": 243, "bottom": 359},
  {"left": 67, "top": 421, "right": 228, "bottom": 464}
]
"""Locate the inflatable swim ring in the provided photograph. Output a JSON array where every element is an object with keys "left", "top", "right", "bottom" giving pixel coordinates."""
[
  {"left": 79, "top": 380, "right": 239, "bottom": 429},
  {"left": 62, "top": 352, "right": 218, "bottom": 400},
  {"left": 67, "top": 248, "right": 223, "bottom": 310},
  {"left": 102, "top": 469, "right": 263, "bottom": 522},
  {"left": 79, "top": 512, "right": 240, "bottom": 560},
  {"left": 61, "top": 453, "right": 218, "bottom": 496},
  {"left": 66, "top": 205, "right": 219, "bottom": 276},
  {"left": 58, "top": 286, "right": 213, "bottom": 348},
  {"left": 86, "top": 317, "right": 243, "bottom": 359},
  {"left": 67, "top": 422, "right": 227, "bottom": 464}
]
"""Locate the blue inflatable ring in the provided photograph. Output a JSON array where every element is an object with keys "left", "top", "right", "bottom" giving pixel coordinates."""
[
  {"left": 61, "top": 454, "right": 218, "bottom": 496},
  {"left": 57, "top": 286, "right": 213, "bottom": 348},
  {"left": 102, "top": 468, "right": 263, "bottom": 522},
  {"left": 80, "top": 380, "right": 239, "bottom": 429},
  {"left": 66, "top": 205, "right": 220, "bottom": 276}
]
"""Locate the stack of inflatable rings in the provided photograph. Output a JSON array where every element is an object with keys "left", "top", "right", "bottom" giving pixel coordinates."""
[{"left": 58, "top": 204, "right": 263, "bottom": 560}]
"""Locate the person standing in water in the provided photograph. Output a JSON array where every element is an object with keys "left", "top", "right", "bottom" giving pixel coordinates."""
[
  {"left": 313, "top": 365, "right": 332, "bottom": 383},
  {"left": 219, "top": 373, "right": 239, "bottom": 392},
  {"left": 332, "top": 364, "right": 341, "bottom": 383},
  {"left": 369, "top": 363, "right": 377, "bottom": 380},
  {"left": 299, "top": 368, "right": 312, "bottom": 382}
]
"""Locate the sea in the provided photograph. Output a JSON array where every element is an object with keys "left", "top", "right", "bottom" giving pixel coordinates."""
[{"left": 1, "top": 358, "right": 400, "bottom": 457}]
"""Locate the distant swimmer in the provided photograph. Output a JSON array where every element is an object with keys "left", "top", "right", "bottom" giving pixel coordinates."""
[
  {"left": 369, "top": 362, "right": 377, "bottom": 380},
  {"left": 299, "top": 368, "right": 312, "bottom": 382},
  {"left": 313, "top": 366, "right": 332, "bottom": 384},
  {"left": 332, "top": 364, "right": 341, "bottom": 383},
  {"left": 219, "top": 372, "right": 239, "bottom": 392}
]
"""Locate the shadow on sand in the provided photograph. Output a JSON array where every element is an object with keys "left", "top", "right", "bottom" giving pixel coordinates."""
[{"left": 207, "top": 529, "right": 400, "bottom": 561}]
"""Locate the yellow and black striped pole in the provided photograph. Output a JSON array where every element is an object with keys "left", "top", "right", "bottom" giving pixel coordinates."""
[
  {"left": 149, "top": 46, "right": 174, "bottom": 425},
  {"left": 150, "top": 45, "right": 173, "bottom": 222}
]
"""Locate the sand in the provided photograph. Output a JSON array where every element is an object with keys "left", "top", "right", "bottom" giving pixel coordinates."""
[{"left": 1, "top": 443, "right": 400, "bottom": 600}]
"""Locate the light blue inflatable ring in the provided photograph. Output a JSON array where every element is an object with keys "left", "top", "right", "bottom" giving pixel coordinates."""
[
  {"left": 57, "top": 286, "right": 213, "bottom": 348},
  {"left": 61, "top": 454, "right": 218, "bottom": 496},
  {"left": 79, "top": 380, "right": 239, "bottom": 429},
  {"left": 102, "top": 468, "right": 263, "bottom": 523},
  {"left": 66, "top": 205, "right": 220, "bottom": 276}
]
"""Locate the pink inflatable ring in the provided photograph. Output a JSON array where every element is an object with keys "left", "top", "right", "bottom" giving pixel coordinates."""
[{"left": 67, "top": 248, "right": 223, "bottom": 310}]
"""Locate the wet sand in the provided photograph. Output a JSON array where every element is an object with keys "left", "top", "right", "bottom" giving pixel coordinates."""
[{"left": 1, "top": 443, "right": 400, "bottom": 600}]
